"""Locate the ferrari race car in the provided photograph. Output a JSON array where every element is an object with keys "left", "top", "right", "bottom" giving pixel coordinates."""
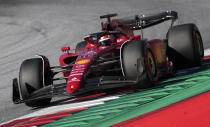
[{"left": 12, "top": 11, "right": 204, "bottom": 107}]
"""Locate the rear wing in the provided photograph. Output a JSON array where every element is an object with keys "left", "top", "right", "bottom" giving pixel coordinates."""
[{"left": 119, "top": 11, "right": 178, "bottom": 30}]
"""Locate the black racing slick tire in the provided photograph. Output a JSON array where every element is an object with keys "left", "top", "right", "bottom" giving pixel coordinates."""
[
  {"left": 19, "top": 58, "right": 52, "bottom": 107},
  {"left": 121, "top": 41, "right": 144, "bottom": 80},
  {"left": 167, "top": 23, "right": 204, "bottom": 69},
  {"left": 121, "top": 40, "right": 158, "bottom": 87},
  {"left": 75, "top": 41, "right": 87, "bottom": 54},
  {"left": 145, "top": 46, "right": 158, "bottom": 85}
]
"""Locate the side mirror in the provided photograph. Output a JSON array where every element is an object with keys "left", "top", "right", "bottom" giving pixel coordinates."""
[
  {"left": 61, "top": 47, "right": 70, "bottom": 53},
  {"left": 130, "top": 35, "right": 141, "bottom": 40}
]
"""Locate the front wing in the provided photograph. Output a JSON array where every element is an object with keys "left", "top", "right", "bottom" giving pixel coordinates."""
[{"left": 12, "top": 76, "right": 137, "bottom": 104}]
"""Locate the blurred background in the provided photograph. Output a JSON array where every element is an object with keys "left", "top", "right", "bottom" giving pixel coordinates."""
[{"left": 0, "top": 0, "right": 210, "bottom": 123}]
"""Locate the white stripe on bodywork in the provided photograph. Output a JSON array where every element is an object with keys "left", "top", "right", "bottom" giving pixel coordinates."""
[
  {"left": 73, "top": 68, "right": 85, "bottom": 71},
  {"left": 69, "top": 73, "right": 83, "bottom": 76}
]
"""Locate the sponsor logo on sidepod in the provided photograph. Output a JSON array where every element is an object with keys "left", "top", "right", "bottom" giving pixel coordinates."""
[{"left": 76, "top": 59, "right": 89, "bottom": 65}]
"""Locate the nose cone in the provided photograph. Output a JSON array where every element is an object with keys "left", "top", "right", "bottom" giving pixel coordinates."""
[
  {"left": 66, "top": 78, "right": 80, "bottom": 94},
  {"left": 66, "top": 59, "right": 91, "bottom": 94}
]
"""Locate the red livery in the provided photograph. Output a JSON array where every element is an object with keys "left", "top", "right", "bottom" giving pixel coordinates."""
[{"left": 12, "top": 11, "right": 204, "bottom": 107}]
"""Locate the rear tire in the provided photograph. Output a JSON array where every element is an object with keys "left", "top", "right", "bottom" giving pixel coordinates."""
[
  {"left": 145, "top": 47, "right": 158, "bottom": 85},
  {"left": 19, "top": 58, "right": 52, "bottom": 107},
  {"left": 75, "top": 41, "right": 87, "bottom": 54},
  {"left": 167, "top": 23, "right": 204, "bottom": 69}
]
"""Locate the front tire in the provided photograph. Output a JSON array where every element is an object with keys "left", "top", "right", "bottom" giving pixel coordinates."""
[
  {"left": 121, "top": 41, "right": 144, "bottom": 80},
  {"left": 19, "top": 58, "right": 52, "bottom": 107},
  {"left": 121, "top": 40, "right": 158, "bottom": 88}
]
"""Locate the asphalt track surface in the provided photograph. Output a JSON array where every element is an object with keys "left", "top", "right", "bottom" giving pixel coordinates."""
[{"left": 0, "top": 0, "right": 210, "bottom": 123}]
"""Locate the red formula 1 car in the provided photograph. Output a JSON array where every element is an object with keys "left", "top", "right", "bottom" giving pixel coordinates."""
[{"left": 12, "top": 11, "right": 204, "bottom": 107}]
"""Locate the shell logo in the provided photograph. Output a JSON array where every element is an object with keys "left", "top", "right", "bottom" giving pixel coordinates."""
[{"left": 76, "top": 59, "right": 89, "bottom": 64}]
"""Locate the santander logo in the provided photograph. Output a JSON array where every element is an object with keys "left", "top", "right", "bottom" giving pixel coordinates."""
[
  {"left": 71, "top": 77, "right": 80, "bottom": 82},
  {"left": 68, "top": 77, "right": 80, "bottom": 83}
]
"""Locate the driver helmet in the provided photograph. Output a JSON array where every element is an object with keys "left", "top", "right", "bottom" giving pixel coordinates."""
[{"left": 99, "top": 35, "right": 114, "bottom": 46}]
